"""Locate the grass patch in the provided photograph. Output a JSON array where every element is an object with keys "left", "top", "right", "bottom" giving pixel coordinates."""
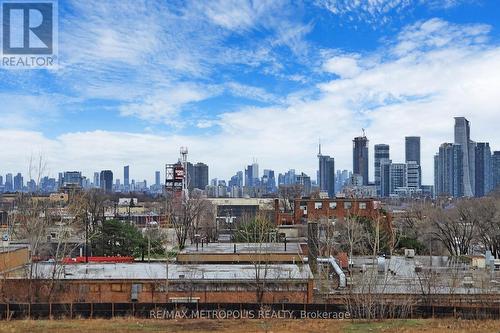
[
  {"left": 0, "top": 318, "right": 498, "bottom": 333},
  {"left": 345, "top": 319, "right": 422, "bottom": 333}
]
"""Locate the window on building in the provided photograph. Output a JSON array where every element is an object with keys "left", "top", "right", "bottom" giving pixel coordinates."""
[
  {"left": 90, "top": 284, "right": 100, "bottom": 293},
  {"left": 314, "top": 202, "right": 322, "bottom": 209},
  {"left": 344, "top": 202, "right": 352, "bottom": 209},
  {"left": 111, "top": 283, "right": 123, "bottom": 292},
  {"left": 329, "top": 202, "right": 337, "bottom": 209},
  {"left": 359, "top": 202, "right": 367, "bottom": 210}
]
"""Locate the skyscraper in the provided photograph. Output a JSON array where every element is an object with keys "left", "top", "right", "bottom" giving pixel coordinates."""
[
  {"left": 185, "top": 162, "right": 209, "bottom": 191},
  {"left": 252, "top": 163, "right": 259, "bottom": 185},
  {"left": 434, "top": 143, "right": 463, "bottom": 197},
  {"left": 155, "top": 171, "right": 161, "bottom": 187},
  {"left": 296, "top": 172, "right": 312, "bottom": 196},
  {"left": 186, "top": 162, "right": 194, "bottom": 189},
  {"left": 335, "top": 169, "right": 350, "bottom": 193},
  {"left": 280, "top": 169, "right": 296, "bottom": 186},
  {"left": 454, "top": 117, "right": 475, "bottom": 197},
  {"left": 93, "top": 172, "right": 100, "bottom": 188},
  {"left": 5, "top": 173, "right": 13, "bottom": 192},
  {"left": 262, "top": 169, "right": 276, "bottom": 193},
  {"left": 475, "top": 143, "right": 492, "bottom": 197},
  {"left": 63, "top": 171, "right": 82, "bottom": 187},
  {"left": 124, "top": 165, "right": 130, "bottom": 190},
  {"left": 405, "top": 136, "right": 421, "bottom": 165},
  {"left": 406, "top": 161, "right": 421, "bottom": 189},
  {"left": 245, "top": 163, "right": 259, "bottom": 187},
  {"left": 100, "top": 170, "right": 113, "bottom": 192},
  {"left": 379, "top": 159, "right": 392, "bottom": 197},
  {"left": 40, "top": 176, "right": 56, "bottom": 193},
  {"left": 353, "top": 135, "right": 369, "bottom": 185},
  {"left": 492, "top": 151, "right": 500, "bottom": 192},
  {"left": 229, "top": 171, "right": 243, "bottom": 188},
  {"left": 389, "top": 163, "right": 406, "bottom": 195},
  {"left": 374, "top": 144, "right": 390, "bottom": 195},
  {"left": 193, "top": 162, "right": 209, "bottom": 190},
  {"left": 405, "top": 136, "right": 421, "bottom": 187},
  {"left": 13, "top": 173, "right": 23, "bottom": 192},
  {"left": 318, "top": 144, "right": 335, "bottom": 197}
]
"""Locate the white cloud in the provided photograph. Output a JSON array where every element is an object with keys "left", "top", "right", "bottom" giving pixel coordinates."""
[
  {"left": 40, "top": 0, "right": 312, "bottom": 129},
  {"left": 119, "top": 84, "right": 218, "bottom": 126},
  {"left": 392, "top": 18, "right": 490, "bottom": 56},
  {"left": 315, "top": 0, "right": 473, "bottom": 25},
  {"left": 316, "top": 0, "right": 413, "bottom": 24},
  {"left": 0, "top": 94, "right": 67, "bottom": 129},
  {"left": 197, "top": 0, "right": 269, "bottom": 32},
  {"left": 323, "top": 55, "right": 362, "bottom": 78},
  {"left": 196, "top": 120, "right": 216, "bottom": 129},
  {"left": 2, "top": 18, "right": 500, "bottom": 187},
  {"left": 224, "top": 82, "right": 283, "bottom": 104}
]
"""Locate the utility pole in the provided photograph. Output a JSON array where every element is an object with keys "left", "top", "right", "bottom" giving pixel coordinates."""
[{"left": 85, "top": 214, "right": 89, "bottom": 263}]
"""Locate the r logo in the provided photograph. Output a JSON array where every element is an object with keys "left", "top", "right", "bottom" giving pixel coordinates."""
[{"left": 2, "top": 2, "right": 53, "bottom": 54}]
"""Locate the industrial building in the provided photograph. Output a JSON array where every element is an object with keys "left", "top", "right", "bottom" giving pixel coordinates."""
[
  {"left": 274, "top": 198, "right": 390, "bottom": 227},
  {"left": 1, "top": 262, "right": 314, "bottom": 304},
  {"left": 176, "top": 242, "right": 304, "bottom": 264}
]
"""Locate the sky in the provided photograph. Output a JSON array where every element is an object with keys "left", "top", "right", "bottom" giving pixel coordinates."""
[{"left": 1, "top": 0, "right": 500, "bottom": 185}]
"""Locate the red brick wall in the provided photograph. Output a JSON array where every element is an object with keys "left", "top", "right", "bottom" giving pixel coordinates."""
[{"left": 0, "top": 279, "right": 312, "bottom": 304}]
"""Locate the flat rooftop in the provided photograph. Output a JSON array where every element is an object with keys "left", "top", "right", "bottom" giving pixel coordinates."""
[
  {"left": 12, "top": 262, "right": 313, "bottom": 281},
  {"left": 180, "top": 242, "right": 301, "bottom": 254},
  {"left": 207, "top": 198, "right": 274, "bottom": 206},
  {"left": 0, "top": 244, "right": 28, "bottom": 254},
  {"left": 348, "top": 256, "right": 500, "bottom": 294}
]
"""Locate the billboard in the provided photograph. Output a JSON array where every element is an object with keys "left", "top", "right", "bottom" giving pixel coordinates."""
[{"left": 165, "top": 163, "right": 184, "bottom": 191}]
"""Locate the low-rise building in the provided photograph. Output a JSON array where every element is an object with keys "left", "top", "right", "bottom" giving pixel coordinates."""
[
  {"left": 0, "top": 245, "right": 29, "bottom": 273},
  {"left": 1, "top": 262, "right": 313, "bottom": 304},
  {"left": 177, "top": 242, "right": 303, "bottom": 264}
]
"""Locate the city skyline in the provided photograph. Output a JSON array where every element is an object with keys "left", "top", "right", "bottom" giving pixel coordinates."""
[
  {"left": 2, "top": 2, "right": 500, "bottom": 184},
  {"left": 2, "top": 1, "right": 500, "bottom": 326},
  {"left": 1, "top": 121, "right": 499, "bottom": 189}
]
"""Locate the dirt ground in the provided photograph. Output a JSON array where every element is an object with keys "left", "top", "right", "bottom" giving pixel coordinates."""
[{"left": 0, "top": 318, "right": 499, "bottom": 333}]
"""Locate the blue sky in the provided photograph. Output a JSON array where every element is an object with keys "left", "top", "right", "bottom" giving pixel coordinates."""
[{"left": 1, "top": 0, "right": 500, "bottom": 184}]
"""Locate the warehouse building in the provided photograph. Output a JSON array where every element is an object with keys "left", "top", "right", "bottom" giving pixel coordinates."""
[{"left": 1, "top": 262, "right": 313, "bottom": 304}]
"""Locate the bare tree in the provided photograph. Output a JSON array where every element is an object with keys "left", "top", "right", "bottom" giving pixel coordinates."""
[
  {"left": 165, "top": 191, "right": 211, "bottom": 250},
  {"left": 11, "top": 194, "right": 60, "bottom": 302},
  {"left": 337, "top": 206, "right": 366, "bottom": 260},
  {"left": 317, "top": 216, "right": 337, "bottom": 258},
  {"left": 68, "top": 189, "right": 107, "bottom": 259},
  {"left": 429, "top": 201, "right": 477, "bottom": 256},
  {"left": 236, "top": 212, "right": 275, "bottom": 304},
  {"left": 27, "top": 152, "right": 47, "bottom": 193},
  {"left": 475, "top": 197, "right": 500, "bottom": 258},
  {"left": 277, "top": 184, "right": 303, "bottom": 214}
]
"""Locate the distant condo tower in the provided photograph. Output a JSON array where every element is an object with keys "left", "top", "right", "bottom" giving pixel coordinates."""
[
  {"left": 353, "top": 132, "right": 369, "bottom": 186},
  {"left": 374, "top": 144, "right": 390, "bottom": 196},
  {"left": 317, "top": 142, "right": 335, "bottom": 197},
  {"left": 454, "top": 117, "right": 475, "bottom": 197}
]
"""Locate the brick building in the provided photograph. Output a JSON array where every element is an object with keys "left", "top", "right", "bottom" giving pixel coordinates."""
[
  {"left": 275, "top": 198, "right": 391, "bottom": 227},
  {"left": 1, "top": 262, "right": 313, "bottom": 304}
]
